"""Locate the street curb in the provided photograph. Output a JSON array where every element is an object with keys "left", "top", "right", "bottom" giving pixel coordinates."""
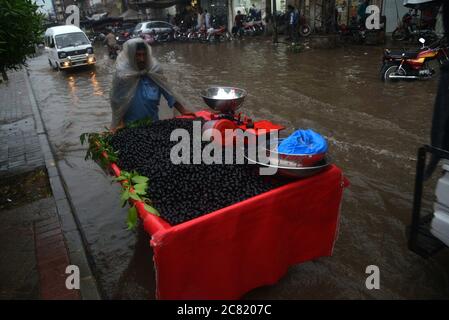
[{"left": 24, "top": 68, "right": 102, "bottom": 300}]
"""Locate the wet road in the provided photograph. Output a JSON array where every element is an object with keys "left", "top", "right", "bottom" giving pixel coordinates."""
[{"left": 28, "top": 38, "right": 449, "bottom": 299}]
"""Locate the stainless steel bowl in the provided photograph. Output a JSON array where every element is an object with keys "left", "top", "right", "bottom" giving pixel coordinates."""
[
  {"left": 244, "top": 152, "right": 330, "bottom": 179},
  {"left": 200, "top": 86, "right": 247, "bottom": 113}
]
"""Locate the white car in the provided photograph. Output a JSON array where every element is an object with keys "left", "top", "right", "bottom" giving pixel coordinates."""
[
  {"left": 44, "top": 25, "right": 96, "bottom": 70},
  {"left": 133, "top": 21, "right": 175, "bottom": 37}
]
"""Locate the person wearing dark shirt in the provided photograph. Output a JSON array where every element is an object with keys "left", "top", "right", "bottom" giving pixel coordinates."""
[
  {"left": 286, "top": 5, "right": 299, "bottom": 42},
  {"left": 357, "top": 0, "right": 369, "bottom": 26},
  {"left": 233, "top": 10, "right": 245, "bottom": 37}
]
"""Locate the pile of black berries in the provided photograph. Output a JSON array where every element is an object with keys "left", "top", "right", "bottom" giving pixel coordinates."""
[{"left": 110, "top": 118, "right": 286, "bottom": 225}]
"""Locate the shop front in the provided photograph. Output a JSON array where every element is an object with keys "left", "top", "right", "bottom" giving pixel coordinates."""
[
  {"left": 335, "top": 0, "right": 383, "bottom": 27},
  {"left": 198, "top": 0, "right": 230, "bottom": 27}
]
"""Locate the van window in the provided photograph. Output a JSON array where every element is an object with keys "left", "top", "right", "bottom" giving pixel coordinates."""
[
  {"left": 135, "top": 23, "right": 142, "bottom": 31},
  {"left": 54, "top": 32, "right": 89, "bottom": 49}
]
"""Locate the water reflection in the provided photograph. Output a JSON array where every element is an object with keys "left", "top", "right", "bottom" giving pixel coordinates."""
[{"left": 90, "top": 72, "right": 104, "bottom": 97}]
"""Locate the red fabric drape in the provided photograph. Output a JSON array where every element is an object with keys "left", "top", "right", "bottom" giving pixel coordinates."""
[
  {"left": 108, "top": 118, "right": 348, "bottom": 299},
  {"left": 140, "top": 165, "right": 348, "bottom": 299}
]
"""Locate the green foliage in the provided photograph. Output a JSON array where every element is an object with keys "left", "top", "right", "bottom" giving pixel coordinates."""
[
  {"left": 0, "top": 0, "right": 45, "bottom": 78},
  {"left": 115, "top": 170, "right": 160, "bottom": 230},
  {"left": 80, "top": 131, "right": 118, "bottom": 169},
  {"left": 80, "top": 125, "right": 159, "bottom": 230},
  {"left": 127, "top": 206, "right": 137, "bottom": 230},
  {"left": 125, "top": 117, "right": 153, "bottom": 129}
]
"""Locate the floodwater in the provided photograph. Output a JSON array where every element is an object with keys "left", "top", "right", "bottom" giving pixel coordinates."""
[{"left": 27, "top": 38, "right": 449, "bottom": 299}]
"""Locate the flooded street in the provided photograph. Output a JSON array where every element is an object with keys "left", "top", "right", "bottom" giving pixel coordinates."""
[{"left": 27, "top": 38, "right": 449, "bottom": 299}]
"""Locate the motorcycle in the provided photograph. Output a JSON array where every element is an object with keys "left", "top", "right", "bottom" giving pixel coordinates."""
[
  {"left": 248, "top": 18, "right": 264, "bottom": 35},
  {"left": 89, "top": 32, "right": 105, "bottom": 44},
  {"left": 206, "top": 25, "right": 233, "bottom": 42},
  {"left": 187, "top": 25, "right": 208, "bottom": 42},
  {"left": 380, "top": 37, "right": 449, "bottom": 81},
  {"left": 299, "top": 15, "right": 312, "bottom": 37},
  {"left": 116, "top": 31, "right": 131, "bottom": 46},
  {"left": 205, "top": 17, "right": 233, "bottom": 42},
  {"left": 339, "top": 17, "right": 366, "bottom": 44},
  {"left": 242, "top": 17, "right": 258, "bottom": 36},
  {"left": 392, "top": 10, "right": 438, "bottom": 44},
  {"left": 141, "top": 32, "right": 156, "bottom": 45},
  {"left": 154, "top": 31, "right": 173, "bottom": 43},
  {"left": 173, "top": 21, "right": 190, "bottom": 42},
  {"left": 141, "top": 30, "right": 173, "bottom": 45}
]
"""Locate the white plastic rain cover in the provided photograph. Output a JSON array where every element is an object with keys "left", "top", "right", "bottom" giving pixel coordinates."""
[{"left": 109, "top": 38, "right": 190, "bottom": 129}]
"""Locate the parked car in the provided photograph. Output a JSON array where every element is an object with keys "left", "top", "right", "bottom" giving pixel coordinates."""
[{"left": 133, "top": 21, "right": 175, "bottom": 38}]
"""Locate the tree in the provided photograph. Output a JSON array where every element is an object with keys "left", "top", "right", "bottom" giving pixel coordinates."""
[{"left": 0, "top": 0, "right": 44, "bottom": 81}]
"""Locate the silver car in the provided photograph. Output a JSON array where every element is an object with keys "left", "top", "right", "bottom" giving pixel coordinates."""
[{"left": 133, "top": 21, "right": 175, "bottom": 37}]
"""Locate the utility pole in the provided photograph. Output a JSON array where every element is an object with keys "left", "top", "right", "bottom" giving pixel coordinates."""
[
  {"left": 329, "top": 0, "right": 336, "bottom": 33},
  {"left": 273, "top": 0, "right": 278, "bottom": 43}
]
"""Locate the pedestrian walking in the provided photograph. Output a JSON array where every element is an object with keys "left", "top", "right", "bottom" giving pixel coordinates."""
[
  {"left": 264, "top": 6, "right": 273, "bottom": 35},
  {"left": 196, "top": 7, "right": 205, "bottom": 31},
  {"left": 204, "top": 9, "right": 211, "bottom": 29},
  {"left": 233, "top": 10, "right": 245, "bottom": 38},
  {"left": 286, "top": 5, "right": 299, "bottom": 42}
]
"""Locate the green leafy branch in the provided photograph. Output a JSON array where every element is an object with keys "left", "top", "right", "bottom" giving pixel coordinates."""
[
  {"left": 126, "top": 117, "right": 153, "bottom": 129},
  {"left": 80, "top": 122, "right": 157, "bottom": 230},
  {"left": 114, "top": 170, "right": 160, "bottom": 230},
  {"left": 80, "top": 130, "right": 118, "bottom": 169}
]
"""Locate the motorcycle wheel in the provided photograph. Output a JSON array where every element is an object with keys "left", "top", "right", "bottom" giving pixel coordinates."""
[
  {"left": 299, "top": 24, "right": 312, "bottom": 37},
  {"left": 187, "top": 32, "right": 197, "bottom": 41},
  {"left": 199, "top": 33, "right": 208, "bottom": 43},
  {"left": 392, "top": 28, "right": 407, "bottom": 41},
  {"left": 381, "top": 63, "right": 405, "bottom": 82},
  {"left": 216, "top": 33, "right": 228, "bottom": 42}
]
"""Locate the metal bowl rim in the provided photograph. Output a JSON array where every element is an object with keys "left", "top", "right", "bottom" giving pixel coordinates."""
[
  {"left": 262, "top": 138, "right": 327, "bottom": 157},
  {"left": 200, "top": 86, "right": 248, "bottom": 101},
  {"left": 243, "top": 153, "right": 330, "bottom": 170}
]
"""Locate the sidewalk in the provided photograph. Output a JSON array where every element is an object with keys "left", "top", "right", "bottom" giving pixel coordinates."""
[
  {"left": 0, "top": 72, "right": 44, "bottom": 176},
  {"left": 0, "top": 70, "right": 100, "bottom": 299}
]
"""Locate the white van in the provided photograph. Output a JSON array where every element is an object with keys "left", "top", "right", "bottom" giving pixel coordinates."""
[{"left": 44, "top": 25, "right": 96, "bottom": 70}]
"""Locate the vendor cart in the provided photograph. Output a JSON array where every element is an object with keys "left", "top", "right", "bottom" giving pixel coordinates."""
[{"left": 102, "top": 108, "right": 349, "bottom": 299}]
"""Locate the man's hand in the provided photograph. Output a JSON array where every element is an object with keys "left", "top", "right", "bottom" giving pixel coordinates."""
[{"left": 110, "top": 120, "right": 125, "bottom": 133}]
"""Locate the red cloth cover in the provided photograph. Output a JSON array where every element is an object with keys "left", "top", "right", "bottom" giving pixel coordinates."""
[
  {"left": 108, "top": 135, "right": 348, "bottom": 299},
  {"left": 140, "top": 165, "right": 347, "bottom": 299}
]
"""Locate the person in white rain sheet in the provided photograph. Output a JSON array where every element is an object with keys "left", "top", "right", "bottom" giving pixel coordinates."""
[{"left": 109, "top": 38, "right": 192, "bottom": 131}]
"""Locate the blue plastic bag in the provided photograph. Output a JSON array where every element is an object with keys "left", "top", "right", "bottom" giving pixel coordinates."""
[{"left": 277, "top": 129, "right": 328, "bottom": 155}]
